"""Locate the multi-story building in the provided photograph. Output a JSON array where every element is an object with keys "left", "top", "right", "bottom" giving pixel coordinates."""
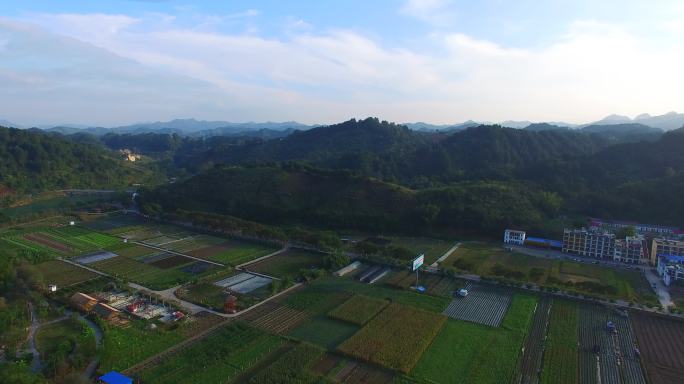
[
  {"left": 656, "top": 254, "right": 684, "bottom": 286},
  {"left": 613, "top": 236, "right": 647, "bottom": 264},
  {"left": 562, "top": 228, "right": 616, "bottom": 259},
  {"left": 503, "top": 229, "right": 526, "bottom": 246},
  {"left": 650, "top": 238, "right": 684, "bottom": 265}
]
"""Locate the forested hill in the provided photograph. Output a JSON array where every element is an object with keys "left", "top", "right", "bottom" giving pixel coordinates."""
[
  {"left": 0, "top": 126, "right": 154, "bottom": 196},
  {"left": 187, "top": 118, "right": 428, "bottom": 167},
  {"left": 180, "top": 119, "right": 610, "bottom": 184},
  {"left": 139, "top": 164, "right": 561, "bottom": 234}
]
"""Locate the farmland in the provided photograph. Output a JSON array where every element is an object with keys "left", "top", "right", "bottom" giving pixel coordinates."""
[
  {"left": 246, "top": 342, "right": 325, "bottom": 384},
  {"left": 337, "top": 302, "right": 446, "bottom": 373},
  {"left": 413, "top": 293, "right": 537, "bottom": 383},
  {"left": 541, "top": 299, "right": 579, "bottom": 384},
  {"left": 90, "top": 255, "right": 196, "bottom": 290},
  {"left": 137, "top": 323, "right": 282, "bottom": 384},
  {"left": 328, "top": 295, "right": 389, "bottom": 325},
  {"left": 630, "top": 311, "right": 684, "bottom": 384}
]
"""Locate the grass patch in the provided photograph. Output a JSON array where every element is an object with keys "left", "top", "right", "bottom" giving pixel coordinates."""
[
  {"left": 328, "top": 295, "right": 389, "bottom": 325},
  {"left": 413, "top": 293, "right": 537, "bottom": 383},
  {"left": 541, "top": 300, "right": 579, "bottom": 384},
  {"left": 34, "top": 260, "right": 98, "bottom": 286},
  {"left": 337, "top": 303, "right": 446, "bottom": 373},
  {"left": 288, "top": 316, "right": 359, "bottom": 350},
  {"left": 389, "top": 237, "right": 455, "bottom": 264}
]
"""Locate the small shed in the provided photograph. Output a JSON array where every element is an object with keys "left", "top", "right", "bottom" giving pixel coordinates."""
[
  {"left": 48, "top": 284, "right": 58, "bottom": 293},
  {"left": 71, "top": 292, "right": 98, "bottom": 312},
  {"left": 94, "top": 302, "right": 121, "bottom": 321},
  {"left": 99, "top": 371, "right": 133, "bottom": 384}
]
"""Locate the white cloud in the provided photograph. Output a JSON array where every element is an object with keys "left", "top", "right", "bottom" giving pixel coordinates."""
[
  {"left": 1, "top": 12, "right": 683, "bottom": 126},
  {"left": 399, "top": 0, "right": 456, "bottom": 27}
]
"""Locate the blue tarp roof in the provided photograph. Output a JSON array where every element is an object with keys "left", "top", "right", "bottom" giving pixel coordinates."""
[
  {"left": 525, "top": 237, "right": 563, "bottom": 247},
  {"left": 99, "top": 371, "right": 133, "bottom": 384}
]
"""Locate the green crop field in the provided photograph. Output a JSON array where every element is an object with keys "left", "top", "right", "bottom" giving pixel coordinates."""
[
  {"left": 247, "top": 342, "right": 325, "bottom": 384},
  {"left": 412, "top": 293, "right": 537, "bottom": 383},
  {"left": 338, "top": 303, "right": 446, "bottom": 373},
  {"left": 194, "top": 241, "right": 279, "bottom": 266},
  {"left": 34, "top": 260, "right": 98, "bottom": 286},
  {"left": 310, "top": 277, "right": 450, "bottom": 313},
  {"left": 288, "top": 316, "right": 359, "bottom": 350},
  {"left": 91, "top": 256, "right": 192, "bottom": 290},
  {"left": 285, "top": 287, "right": 352, "bottom": 315},
  {"left": 138, "top": 323, "right": 282, "bottom": 384},
  {"left": 541, "top": 300, "right": 579, "bottom": 384},
  {"left": 328, "top": 295, "right": 389, "bottom": 325}
]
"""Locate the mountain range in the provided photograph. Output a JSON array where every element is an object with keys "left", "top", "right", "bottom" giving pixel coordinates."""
[{"left": 3, "top": 111, "right": 683, "bottom": 137}]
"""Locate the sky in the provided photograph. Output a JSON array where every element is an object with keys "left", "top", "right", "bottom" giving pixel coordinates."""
[{"left": 0, "top": 0, "right": 683, "bottom": 126}]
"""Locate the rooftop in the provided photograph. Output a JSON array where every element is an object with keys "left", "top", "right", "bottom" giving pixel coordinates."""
[{"left": 99, "top": 371, "right": 132, "bottom": 384}]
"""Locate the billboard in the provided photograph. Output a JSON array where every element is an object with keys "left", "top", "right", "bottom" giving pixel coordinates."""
[{"left": 412, "top": 254, "right": 425, "bottom": 271}]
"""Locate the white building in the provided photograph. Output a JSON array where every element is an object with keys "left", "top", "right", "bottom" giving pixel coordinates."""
[{"left": 503, "top": 229, "right": 526, "bottom": 246}]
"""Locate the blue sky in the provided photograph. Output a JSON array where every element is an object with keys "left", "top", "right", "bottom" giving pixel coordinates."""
[{"left": 0, "top": 0, "right": 683, "bottom": 126}]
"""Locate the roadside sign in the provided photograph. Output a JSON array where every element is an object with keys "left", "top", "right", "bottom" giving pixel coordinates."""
[{"left": 412, "top": 254, "right": 424, "bottom": 271}]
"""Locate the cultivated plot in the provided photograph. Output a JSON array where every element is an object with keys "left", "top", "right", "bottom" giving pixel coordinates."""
[
  {"left": 630, "top": 311, "right": 684, "bottom": 384},
  {"left": 442, "top": 285, "right": 512, "bottom": 327},
  {"left": 337, "top": 302, "right": 446, "bottom": 373},
  {"left": 578, "top": 304, "right": 645, "bottom": 384}
]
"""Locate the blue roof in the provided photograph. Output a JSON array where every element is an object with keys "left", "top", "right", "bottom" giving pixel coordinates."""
[
  {"left": 525, "top": 237, "right": 563, "bottom": 247},
  {"left": 658, "top": 254, "right": 684, "bottom": 264},
  {"left": 99, "top": 371, "right": 132, "bottom": 384}
]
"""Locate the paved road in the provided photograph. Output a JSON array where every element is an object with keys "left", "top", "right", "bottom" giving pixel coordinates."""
[{"left": 644, "top": 268, "right": 673, "bottom": 308}]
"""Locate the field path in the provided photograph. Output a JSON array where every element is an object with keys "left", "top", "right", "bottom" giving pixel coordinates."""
[
  {"left": 430, "top": 242, "right": 461, "bottom": 268},
  {"left": 58, "top": 257, "right": 111, "bottom": 277}
]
